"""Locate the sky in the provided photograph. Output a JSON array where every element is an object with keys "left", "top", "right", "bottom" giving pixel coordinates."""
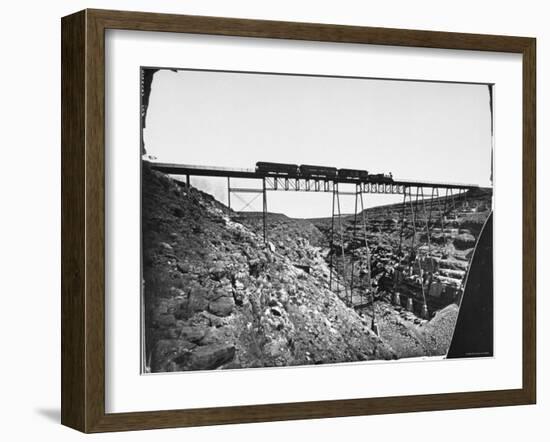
[{"left": 142, "top": 69, "right": 492, "bottom": 218}]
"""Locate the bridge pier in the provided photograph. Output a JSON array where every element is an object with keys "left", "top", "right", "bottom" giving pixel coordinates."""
[
  {"left": 371, "top": 317, "right": 379, "bottom": 336},
  {"left": 227, "top": 177, "right": 231, "bottom": 209},
  {"left": 393, "top": 291, "right": 401, "bottom": 306},
  {"left": 262, "top": 178, "right": 267, "bottom": 244},
  {"left": 406, "top": 297, "right": 414, "bottom": 312},
  {"left": 421, "top": 302, "right": 429, "bottom": 319},
  {"left": 329, "top": 187, "right": 336, "bottom": 292}
]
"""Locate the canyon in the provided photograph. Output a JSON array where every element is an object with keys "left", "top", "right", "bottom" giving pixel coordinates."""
[{"left": 142, "top": 163, "right": 492, "bottom": 373}]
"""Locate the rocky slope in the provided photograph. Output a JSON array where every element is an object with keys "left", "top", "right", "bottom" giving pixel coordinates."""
[
  {"left": 142, "top": 164, "right": 394, "bottom": 372},
  {"left": 371, "top": 298, "right": 459, "bottom": 358}
]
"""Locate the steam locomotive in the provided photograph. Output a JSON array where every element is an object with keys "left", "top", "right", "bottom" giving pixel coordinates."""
[
  {"left": 368, "top": 173, "right": 394, "bottom": 184},
  {"left": 255, "top": 161, "right": 393, "bottom": 182}
]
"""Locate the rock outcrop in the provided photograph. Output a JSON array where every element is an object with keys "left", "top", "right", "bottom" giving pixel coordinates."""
[{"left": 308, "top": 188, "right": 492, "bottom": 317}]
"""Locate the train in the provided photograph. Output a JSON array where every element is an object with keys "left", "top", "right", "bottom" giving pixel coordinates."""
[{"left": 255, "top": 162, "right": 393, "bottom": 182}]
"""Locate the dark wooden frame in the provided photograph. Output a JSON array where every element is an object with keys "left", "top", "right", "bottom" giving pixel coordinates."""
[{"left": 61, "top": 8, "right": 536, "bottom": 433}]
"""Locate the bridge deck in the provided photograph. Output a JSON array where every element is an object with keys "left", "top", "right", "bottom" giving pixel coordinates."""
[{"left": 149, "top": 162, "right": 489, "bottom": 191}]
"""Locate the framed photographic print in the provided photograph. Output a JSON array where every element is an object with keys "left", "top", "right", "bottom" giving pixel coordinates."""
[{"left": 61, "top": 9, "right": 536, "bottom": 433}]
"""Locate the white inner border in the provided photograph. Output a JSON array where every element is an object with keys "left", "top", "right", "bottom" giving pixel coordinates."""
[{"left": 105, "top": 29, "right": 523, "bottom": 413}]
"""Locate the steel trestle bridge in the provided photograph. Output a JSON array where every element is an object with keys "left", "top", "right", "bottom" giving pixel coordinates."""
[{"left": 149, "top": 161, "right": 491, "bottom": 317}]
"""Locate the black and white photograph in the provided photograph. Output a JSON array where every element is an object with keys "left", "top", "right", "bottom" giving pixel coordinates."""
[
  {"left": 0, "top": 0, "right": 542, "bottom": 438},
  {"left": 140, "top": 67, "right": 494, "bottom": 374}
]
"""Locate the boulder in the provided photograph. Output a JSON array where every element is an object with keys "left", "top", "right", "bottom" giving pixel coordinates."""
[
  {"left": 199, "top": 326, "right": 223, "bottom": 345},
  {"left": 232, "top": 288, "right": 245, "bottom": 306},
  {"left": 179, "top": 326, "right": 207, "bottom": 343},
  {"left": 176, "top": 261, "right": 191, "bottom": 273},
  {"left": 209, "top": 296, "right": 235, "bottom": 317},
  {"left": 186, "top": 288, "right": 209, "bottom": 315},
  {"left": 187, "top": 344, "right": 236, "bottom": 370},
  {"left": 248, "top": 258, "right": 266, "bottom": 277},
  {"left": 152, "top": 338, "right": 196, "bottom": 372},
  {"left": 206, "top": 286, "right": 232, "bottom": 301},
  {"left": 159, "top": 242, "right": 173, "bottom": 252},
  {"left": 155, "top": 314, "right": 176, "bottom": 328},
  {"left": 209, "top": 263, "right": 228, "bottom": 281}
]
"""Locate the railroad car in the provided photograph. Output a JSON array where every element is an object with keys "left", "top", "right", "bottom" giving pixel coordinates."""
[
  {"left": 338, "top": 168, "right": 369, "bottom": 180},
  {"left": 299, "top": 164, "right": 338, "bottom": 179},
  {"left": 256, "top": 161, "right": 300, "bottom": 176}
]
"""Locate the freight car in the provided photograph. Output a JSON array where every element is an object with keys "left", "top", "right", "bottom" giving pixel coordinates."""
[
  {"left": 256, "top": 161, "right": 299, "bottom": 176},
  {"left": 338, "top": 168, "right": 369, "bottom": 181},
  {"left": 299, "top": 164, "right": 338, "bottom": 179}
]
